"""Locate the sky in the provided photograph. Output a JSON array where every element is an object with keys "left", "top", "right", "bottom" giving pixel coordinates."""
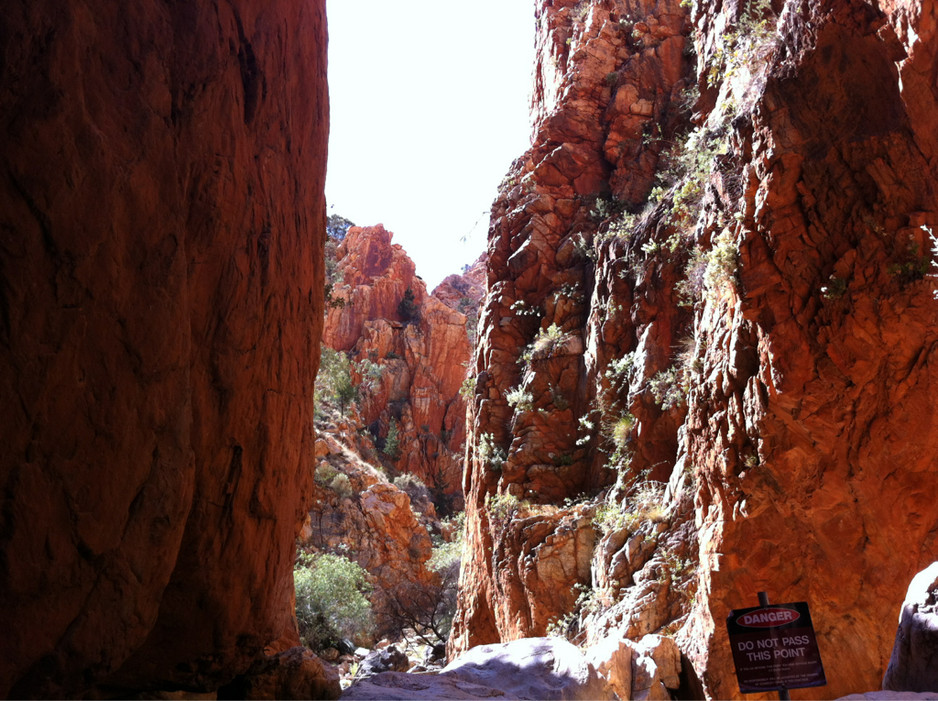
[{"left": 325, "top": 1, "right": 535, "bottom": 288}]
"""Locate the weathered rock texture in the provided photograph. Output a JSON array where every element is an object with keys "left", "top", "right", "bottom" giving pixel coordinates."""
[
  {"left": 302, "top": 412, "right": 441, "bottom": 639},
  {"left": 454, "top": 0, "right": 938, "bottom": 698},
  {"left": 884, "top": 562, "right": 938, "bottom": 693},
  {"left": 433, "top": 253, "right": 488, "bottom": 343},
  {"left": 0, "top": 1, "right": 327, "bottom": 697},
  {"left": 323, "top": 225, "right": 477, "bottom": 503}
]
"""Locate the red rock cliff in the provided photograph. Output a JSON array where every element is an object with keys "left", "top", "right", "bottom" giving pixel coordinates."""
[
  {"left": 323, "top": 225, "right": 476, "bottom": 504},
  {"left": 453, "top": 0, "right": 938, "bottom": 698},
  {"left": 0, "top": 1, "right": 327, "bottom": 696}
]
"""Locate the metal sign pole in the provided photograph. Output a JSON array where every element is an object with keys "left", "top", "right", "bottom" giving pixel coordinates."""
[{"left": 758, "top": 592, "right": 792, "bottom": 701}]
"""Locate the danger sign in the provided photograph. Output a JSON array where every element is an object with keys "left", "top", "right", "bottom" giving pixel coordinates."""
[{"left": 726, "top": 601, "right": 826, "bottom": 693}]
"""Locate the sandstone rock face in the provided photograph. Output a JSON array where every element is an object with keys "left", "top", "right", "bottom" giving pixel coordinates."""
[
  {"left": 433, "top": 254, "right": 488, "bottom": 323},
  {"left": 454, "top": 0, "right": 938, "bottom": 698},
  {"left": 0, "top": 1, "right": 327, "bottom": 696},
  {"left": 587, "top": 631, "right": 683, "bottom": 700},
  {"left": 883, "top": 562, "right": 938, "bottom": 693},
  {"left": 452, "top": 0, "right": 695, "bottom": 660},
  {"left": 323, "top": 225, "right": 475, "bottom": 503},
  {"left": 303, "top": 413, "right": 441, "bottom": 640}
]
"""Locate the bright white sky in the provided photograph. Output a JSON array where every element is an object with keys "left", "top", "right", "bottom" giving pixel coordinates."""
[{"left": 325, "top": 1, "right": 535, "bottom": 288}]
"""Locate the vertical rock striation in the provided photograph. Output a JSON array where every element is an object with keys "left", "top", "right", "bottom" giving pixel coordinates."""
[
  {"left": 454, "top": 0, "right": 938, "bottom": 697},
  {"left": 323, "top": 225, "right": 476, "bottom": 503},
  {"left": 0, "top": 1, "right": 327, "bottom": 696}
]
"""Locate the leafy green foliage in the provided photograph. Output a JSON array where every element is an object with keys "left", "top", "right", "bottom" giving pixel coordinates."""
[
  {"left": 676, "top": 230, "right": 738, "bottom": 305},
  {"left": 324, "top": 215, "right": 354, "bottom": 310},
  {"left": 315, "top": 346, "right": 357, "bottom": 415},
  {"left": 384, "top": 513, "right": 464, "bottom": 646},
  {"left": 327, "top": 214, "right": 355, "bottom": 240},
  {"left": 707, "top": 0, "right": 776, "bottom": 90},
  {"left": 294, "top": 552, "right": 373, "bottom": 650},
  {"left": 477, "top": 432, "right": 507, "bottom": 472},
  {"left": 521, "top": 323, "right": 569, "bottom": 363},
  {"left": 649, "top": 366, "right": 688, "bottom": 410},
  {"left": 459, "top": 376, "right": 477, "bottom": 399},
  {"left": 383, "top": 418, "right": 401, "bottom": 458},
  {"left": 315, "top": 346, "right": 385, "bottom": 418}
]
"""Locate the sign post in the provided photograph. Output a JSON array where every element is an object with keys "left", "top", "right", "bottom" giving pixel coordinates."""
[{"left": 726, "top": 593, "right": 826, "bottom": 698}]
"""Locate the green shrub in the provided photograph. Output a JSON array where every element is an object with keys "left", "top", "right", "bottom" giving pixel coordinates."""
[
  {"left": 505, "top": 385, "right": 534, "bottom": 412},
  {"left": 477, "top": 432, "right": 507, "bottom": 472},
  {"left": 459, "top": 376, "right": 477, "bottom": 399},
  {"left": 330, "top": 472, "right": 353, "bottom": 498},
  {"left": 294, "top": 552, "right": 373, "bottom": 650},
  {"left": 315, "top": 346, "right": 357, "bottom": 415},
  {"left": 609, "top": 413, "right": 636, "bottom": 449},
  {"left": 649, "top": 366, "right": 688, "bottom": 410},
  {"left": 383, "top": 418, "right": 401, "bottom": 458},
  {"left": 521, "top": 323, "right": 569, "bottom": 363}
]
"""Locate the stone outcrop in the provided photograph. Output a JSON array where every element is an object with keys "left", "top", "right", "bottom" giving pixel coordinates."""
[
  {"left": 220, "top": 646, "right": 342, "bottom": 700},
  {"left": 884, "top": 562, "right": 938, "bottom": 693},
  {"left": 302, "top": 412, "right": 441, "bottom": 640},
  {"left": 323, "top": 224, "right": 476, "bottom": 503},
  {"left": 433, "top": 254, "right": 488, "bottom": 325},
  {"left": 454, "top": 0, "right": 938, "bottom": 698},
  {"left": 0, "top": 1, "right": 327, "bottom": 697},
  {"left": 588, "top": 633, "right": 682, "bottom": 701}
]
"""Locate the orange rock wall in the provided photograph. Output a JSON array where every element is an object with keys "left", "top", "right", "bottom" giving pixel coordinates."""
[
  {"left": 323, "top": 225, "right": 474, "bottom": 501},
  {"left": 0, "top": 1, "right": 327, "bottom": 696},
  {"left": 454, "top": 0, "right": 938, "bottom": 697}
]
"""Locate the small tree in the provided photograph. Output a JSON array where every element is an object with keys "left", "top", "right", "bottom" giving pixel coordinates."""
[
  {"left": 326, "top": 213, "right": 355, "bottom": 240},
  {"left": 294, "top": 552, "right": 373, "bottom": 650},
  {"left": 381, "top": 514, "right": 463, "bottom": 646},
  {"left": 315, "top": 346, "right": 357, "bottom": 415},
  {"left": 383, "top": 418, "right": 401, "bottom": 459}
]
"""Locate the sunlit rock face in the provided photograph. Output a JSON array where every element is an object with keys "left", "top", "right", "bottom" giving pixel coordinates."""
[
  {"left": 452, "top": 0, "right": 938, "bottom": 697},
  {"left": 433, "top": 254, "right": 487, "bottom": 316},
  {"left": 303, "top": 420, "right": 440, "bottom": 640},
  {"left": 0, "top": 1, "right": 327, "bottom": 696},
  {"left": 323, "top": 225, "right": 478, "bottom": 504}
]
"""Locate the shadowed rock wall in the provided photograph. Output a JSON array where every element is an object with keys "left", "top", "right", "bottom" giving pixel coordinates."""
[{"left": 0, "top": 1, "right": 327, "bottom": 696}]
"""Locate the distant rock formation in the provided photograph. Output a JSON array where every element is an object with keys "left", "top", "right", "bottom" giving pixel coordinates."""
[
  {"left": 323, "top": 224, "right": 481, "bottom": 506},
  {"left": 0, "top": 1, "right": 328, "bottom": 697}
]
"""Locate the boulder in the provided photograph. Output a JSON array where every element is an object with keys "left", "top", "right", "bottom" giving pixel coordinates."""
[
  {"left": 354, "top": 645, "right": 410, "bottom": 681},
  {"left": 587, "top": 633, "right": 681, "bottom": 700},
  {"left": 586, "top": 635, "right": 634, "bottom": 700},
  {"left": 219, "top": 647, "right": 341, "bottom": 700},
  {"left": 631, "top": 635, "right": 681, "bottom": 700},
  {"left": 884, "top": 562, "right": 938, "bottom": 693},
  {"left": 342, "top": 637, "right": 615, "bottom": 700},
  {"left": 442, "top": 637, "right": 615, "bottom": 700},
  {"left": 341, "top": 671, "right": 511, "bottom": 700}
]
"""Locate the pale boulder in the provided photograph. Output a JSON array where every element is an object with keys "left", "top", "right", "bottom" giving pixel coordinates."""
[
  {"left": 342, "top": 637, "right": 615, "bottom": 700},
  {"left": 883, "top": 562, "right": 938, "bottom": 693}
]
